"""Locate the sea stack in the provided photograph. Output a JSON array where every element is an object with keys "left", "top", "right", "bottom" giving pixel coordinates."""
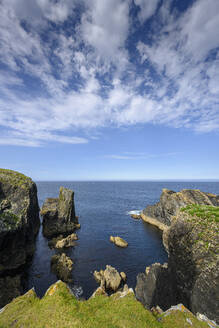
[
  {"left": 0, "top": 169, "right": 40, "bottom": 307},
  {"left": 41, "top": 186, "right": 79, "bottom": 238}
]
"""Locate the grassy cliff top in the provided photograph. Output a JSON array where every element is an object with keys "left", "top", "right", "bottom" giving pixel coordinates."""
[
  {"left": 180, "top": 204, "right": 219, "bottom": 253},
  {"left": 0, "top": 169, "right": 33, "bottom": 189},
  {"left": 0, "top": 281, "right": 210, "bottom": 328}
]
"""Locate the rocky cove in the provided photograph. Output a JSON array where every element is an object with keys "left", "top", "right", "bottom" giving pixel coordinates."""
[{"left": 0, "top": 169, "right": 218, "bottom": 327}]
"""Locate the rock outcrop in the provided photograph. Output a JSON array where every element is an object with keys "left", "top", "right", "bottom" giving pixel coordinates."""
[
  {"left": 41, "top": 187, "right": 79, "bottom": 238},
  {"left": 51, "top": 253, "right": 73, "bottom": 283},
  {"left": 110, "top": 236, "right": 128, "bottom": 248},
  {"left": 136, "top": 204, "right": 219, "bottom": 324},
  {"left": 142, "top": 188, "right": 219, "bottom": 227},
  {"left": 93, "top": 265, "right": 126, "bottom": 292},
  {"left": 48, "top": 233, "right": 78, "bottom": 249},
  {"left": 0, "top": 169, "right": 40, "bottom": 307}
]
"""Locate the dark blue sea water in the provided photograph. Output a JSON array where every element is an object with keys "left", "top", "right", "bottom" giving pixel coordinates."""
[{"left": 27, "top": 181, "right": 219, "bottom": 299}]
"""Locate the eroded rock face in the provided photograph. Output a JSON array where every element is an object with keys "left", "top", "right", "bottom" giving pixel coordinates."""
[
  {"left": 48, "top": 233, "right": 78, "bottom": 249},
  {"left": 0, "top": 169, "right": 40, "bottom": 307},
  {"left": 135, "top": 263, "right": 174, "bottom": 311},
  {"left": 51, "top": 253, "right": 73, "bottom": 283},
  {"left": 93, "top": 265, "right": 125, "bottom": 292},
  {"left": 136, "top": 205, "right": 219, "bottom": 324},
  {"left": 142, "top": 189, "right": 219, "bottom": 226},
  {"left": 41, "top": 187, "right": 79, "bottom": 238}
]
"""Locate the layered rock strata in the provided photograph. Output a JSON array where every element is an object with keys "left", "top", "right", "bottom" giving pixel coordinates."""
[
  {"left": 0, "top": 169, "right": 40, "bottom": 307},
  {"left": 142, "top": 188, "right": 219, "bottom": 228},
  {"left": 41, "top": 187, "right": 79, "bottom": 238}
]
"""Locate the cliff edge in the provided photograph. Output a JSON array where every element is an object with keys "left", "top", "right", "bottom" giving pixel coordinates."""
[{"left": 0, "top": 169, "right": 40, "bottom": 307}]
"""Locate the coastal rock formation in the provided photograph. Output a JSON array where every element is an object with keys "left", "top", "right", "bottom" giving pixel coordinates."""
[
  {"left": 136, "top": 204, "right": 219, "bottom": 324},
  {"left": 110, "top": 236, "right": 128, "bottom": 248},
  {"left": 0, "top": 280, "right": 213, "bottom": 328},
  {"left": 41, "top": 187, "right": 79, "bottom": 238},
  {"left": 48, "top": 233, "right": 78, "bottom": 249},
  {"left": 142, "top": 188, "right": 219, "bottom": 227},
  {"left": 93, "top": 265, "right": 126, "bottom": 292},
  {"left": 0, "top": 169, "right": 40, "bottom": 307},
  {"left": 135, "top": 263, "right": 174, "bottom": 311},
  {"left": 51, "top": 253, "right": 73, "bottom": 283}
]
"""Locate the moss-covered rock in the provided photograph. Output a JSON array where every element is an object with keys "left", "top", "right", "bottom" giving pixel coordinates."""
[
  {"left": 0, "top": 169, "right": 40, "bottom": 308},
  {"left": 0, "top": 280, "right": 212, "bottom": 328},
  {"left": 41, "top": 187, "right": 79, "bottom": 238}
]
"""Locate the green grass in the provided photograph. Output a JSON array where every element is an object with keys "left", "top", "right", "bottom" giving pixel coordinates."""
[
  {"left": 180, "top": 204, "right": 219, "bottom": 224},
  {"left": 0, "top": 281, "right": 210, "bottom": 328}
]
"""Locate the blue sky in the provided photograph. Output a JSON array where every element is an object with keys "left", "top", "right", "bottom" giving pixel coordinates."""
[{"left": 0, "top": 0, "right": 218, "bottom": 180}]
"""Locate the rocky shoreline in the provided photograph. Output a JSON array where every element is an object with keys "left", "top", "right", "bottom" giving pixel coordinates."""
[
  {"left": 136, "top": 189, "right": 219, "bottom": 324},
  {"left": 0, "top": 169, "right": 218, "bottom": 326}
]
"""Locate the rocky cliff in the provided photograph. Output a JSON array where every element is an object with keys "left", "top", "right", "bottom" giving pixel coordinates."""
[
  {"left": 136, "top": 203, "right": 219, "bottom": 324},
  {"left": 0, "top": 169, "right": 40, "bottom": 307},
  {"left": 0, "top": 280, "right": 213, "bottom": 328},
  {"left": 41, "top": 186, "right": 79, "bottom": 238},
  {"left": 142, "top": 188, "right": 219, "bottom": 227}
]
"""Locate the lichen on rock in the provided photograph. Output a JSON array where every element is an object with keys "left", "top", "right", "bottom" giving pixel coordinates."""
[
  {"left": 0, "top": 168, "right": 40, "bottom": 308},
  {"left": 41, "top": 186, "right": 79, "bottom": 238}
]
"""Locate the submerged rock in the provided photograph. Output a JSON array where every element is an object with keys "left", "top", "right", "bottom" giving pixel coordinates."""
[
  {"left": 51, "top": 253, "right": 73, "bottom": 283},
  {"left": 110, "top": 236, "right": 128, "bottom": 248},
  {"left": 41, "top": 187, "right": 79, "bottom": 238},
  {"left": 142, "top": 188, "right": 219, "bottom": 227},
  {"left": 0, "top": 169, "right": 40, "bottom": 307}
]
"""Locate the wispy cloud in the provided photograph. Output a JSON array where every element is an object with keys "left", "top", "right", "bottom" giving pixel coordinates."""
[
  {"left": 0, "top": 0, "right": 218, "bottom": 147},
  {"left": 105, "top": 152, "right": 181, "bottom": 160}
]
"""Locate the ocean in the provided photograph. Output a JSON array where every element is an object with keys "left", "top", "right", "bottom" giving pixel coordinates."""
[{"left": 26, "top": 181, "right": 219, "bottom": 299}]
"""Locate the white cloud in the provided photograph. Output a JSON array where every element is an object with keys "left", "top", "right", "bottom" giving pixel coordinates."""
[
  {"left": 81, "top": 0, "right": 130, "bottom": 64},
  {"left": 134, "top": 0, "right": 160, "bottom": 23},
  {"left": 0, "top": 0, "right": 218, "bottom": 147}
]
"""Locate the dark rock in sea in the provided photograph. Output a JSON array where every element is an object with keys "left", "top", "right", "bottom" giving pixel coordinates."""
[
  {"left": 142, "top": 188, "right": 219, "bottom": 227},
  {"left": 135, "top": 263, "right": 174, "bottom": 311},
  {"left": 136, "top": 202, "right": 219, "bottom": 324},
  {"left": 0, "top": 169, "right": 40, "bottom": 307},
  {"left": 51, "top": 253, "right": 73, "bottom": 283},
  {"left": 41, "top": 186, "right": 79, "bottom": 238}
]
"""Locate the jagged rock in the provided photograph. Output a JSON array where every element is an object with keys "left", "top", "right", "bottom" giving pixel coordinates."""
[
  {"left": 135, "top": 263, "right": 174, "bottom": 311},
  {"left": 110, "top": 236, "right": 128, "bottom": 248},
  {"left": 41, "top": 187, "right": 79, "bottom": 238},
  {"left": 51, "top": 253, "right": 73, "bottom": 283},
  {"left": 93, "top": 266, "right": 126, "bottom": 292},
  {"left": 130, "top": 214, "right": 141, "bottom": 219},
  {"left": 0, "top": 169, "right": 40, "bottom": 307},
  {"left": 104, "top": 265, "right": 122, "bottom": 291},
  {"left": 90, "top": 286, "right": 108, "bottom": 298},
  {"left": 111, "top": 284, "right": 134, "bottom": 299},
  {"left": 120, "top": 272, "right": 126, "bottom": 281},
  {"left": 48, "top": 233, "right": 78, "bottom": 249},
  {"left": 136, "top": 204, "right": 219, "bottom": 324},
  {"left": 142, "top": 188, "right": 219, "bottom": 227}
]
